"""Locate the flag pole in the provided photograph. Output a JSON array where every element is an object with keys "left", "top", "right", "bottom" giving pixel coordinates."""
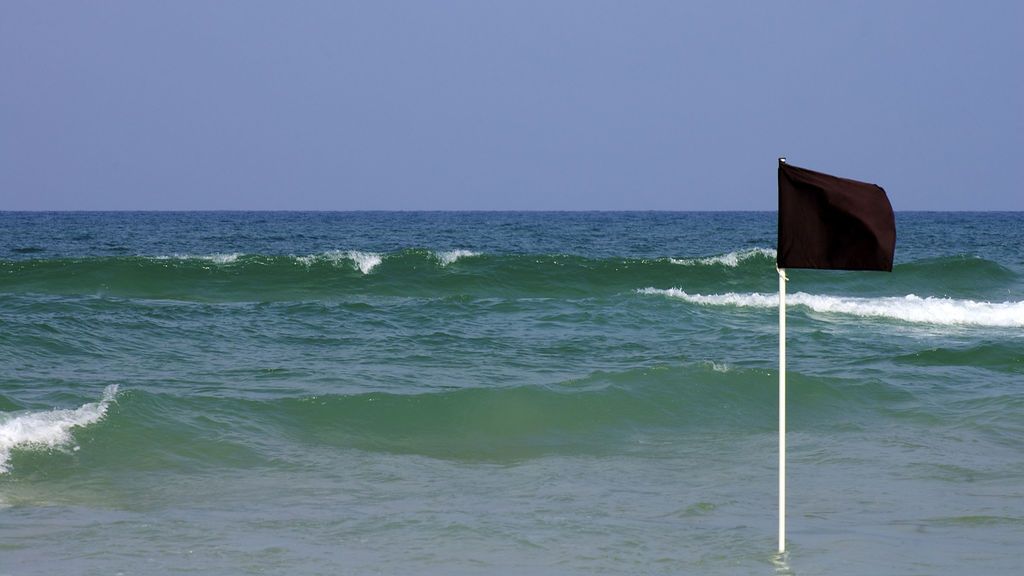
[
  {"left": 777, "top": 265, "right": 788, "bottom": 554},
  {"left": 778, "top": 155, "right": 788, "bottom": 555}
]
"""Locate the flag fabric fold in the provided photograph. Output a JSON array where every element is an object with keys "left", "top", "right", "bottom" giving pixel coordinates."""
[{"left": 777, "top": 160, "right": 896, "bottom": 271}]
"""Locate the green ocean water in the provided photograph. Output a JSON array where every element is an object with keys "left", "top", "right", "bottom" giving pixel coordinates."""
[{"left": 1, "top": 212, "right": 1022, "bottom": 575}]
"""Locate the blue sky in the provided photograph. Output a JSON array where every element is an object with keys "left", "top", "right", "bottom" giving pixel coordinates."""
[{"left": 2, "top": 1, "right": 1021, "bottom": 211}]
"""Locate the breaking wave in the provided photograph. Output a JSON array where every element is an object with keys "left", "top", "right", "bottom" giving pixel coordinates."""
[
  {"left": 638, "top": 288, "right": 1024, "bottom": 328},
  {"left": 296, "top": 250, "right": 383, "bottom": 274},
  {"left": 154, "top": 253, "right": 242, "bottom": 265},
  {"left": 669, "top": 247, "right": 776, "bottom": 267},
  {"left": 0, "top": 385, "right": 119, "bottom": 473},
  {"left": 434, "top": 250, "right": 480, "bottom": 266}
]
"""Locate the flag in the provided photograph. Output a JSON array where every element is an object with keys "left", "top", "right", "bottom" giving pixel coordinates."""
[{"left": 777, "top": 159, "right": 896, "bottom": 271}]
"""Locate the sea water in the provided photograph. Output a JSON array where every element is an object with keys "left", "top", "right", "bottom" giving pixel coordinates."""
[{"left": 1, "top": 212, "right": 1022, "bottom": 575}]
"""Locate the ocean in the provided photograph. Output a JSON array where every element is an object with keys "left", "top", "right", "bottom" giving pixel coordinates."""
[{"left": 1, "top": 211, "right": 1021, "bottom": 575}]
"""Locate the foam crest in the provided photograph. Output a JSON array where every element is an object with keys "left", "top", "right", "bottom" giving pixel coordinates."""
[
  {"left": 670, "top": 247, "right": 776, "bottom": 267},
  {"left": 154, "top": 253, "right": 241, "bottom": 264},
  {"left": 0, "top": 385, "right": 119, "bottom": 473},
  {"left": 639, "top": 288, "right": 1024, "bottom": 327},
  {"left": 435, "top": 250, "right": 480, "bottom": 266},
  {"left": 345, "top": 251, "right": 383, "bottom": 274},
  {"left": 295, "top": 254, "right": 318, "bottom": 266},
  {"left": 297, "top": 251, "right": 383, "bottom": 274},
  {"left": 203, "top": 253, "right": 241, "bottom": 264},
  {"left": 640, "top": 288, "right": 777, "bottom": 307}
]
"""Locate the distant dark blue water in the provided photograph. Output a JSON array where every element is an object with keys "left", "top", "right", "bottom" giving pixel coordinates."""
[{"left": 1, "top": 212, "right": 1022, "bottom": 575}]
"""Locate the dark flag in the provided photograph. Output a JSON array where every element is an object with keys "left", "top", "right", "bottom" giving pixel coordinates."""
[{"left": 777, "top": 159, "right": 896, "bottom": 271}]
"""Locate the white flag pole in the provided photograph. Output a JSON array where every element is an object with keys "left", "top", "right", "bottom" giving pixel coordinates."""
[
  {"left": 777, "top": 265, "right": 788, "bottom": 554},
  {"left": 777, "top": 155, "right": 789, "bottom": 555}
]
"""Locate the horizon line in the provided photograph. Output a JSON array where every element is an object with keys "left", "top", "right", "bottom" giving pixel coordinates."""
[{"left": 3, "top": 209, "right": 1022, "bottom": 214}]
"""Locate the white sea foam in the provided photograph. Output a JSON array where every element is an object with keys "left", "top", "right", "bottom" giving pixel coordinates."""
[
  {"left": 345, "top": 251, "right": 383, "bottom": 274},
  {"left": 154, "top": 253, "right": 241, "bottom": 264},
  {"left": 639, "top": 288, "right": 1024, "bottom": 327},
  {"left": 297, "top": 251, "right": 383, "bottom": 274},
  {"left": 435, "top": 250, "right": 480, "bottom": 266},
  {"left": 202, "top": 253, "right": 241, "bottom": 264},
  {"left": 0, "top": 385, "right": 119, "bottom": 473},
  {"left": 704, "top": 361, "right": 731, "bottom": 373},
  {"left": 670, "top": 247, "right": 776, "bottom": 267}
]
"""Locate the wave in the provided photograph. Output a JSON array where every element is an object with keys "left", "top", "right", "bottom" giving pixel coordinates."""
[
  {"left": 0, "top": 252, "right": 689, "bottom": 301},
  {"left": 893, "top": 343, "right": 1024, "bottom": 373},
  {"left": 2, "top": 250, "right": 1018, "bottom": 303},
  {"left": 670, "top": 247, "right": 776, "bottom": 267},
  {"left": 0, "top": 385, "right": 119, "bottom": 473},
  {"left": 259, "top": 363, "right": 908, "bottom": 441},
  {"left": 112, "top": 364, "right": 900, "bottom": 461},
  {"left": 0, "top": 364, "right": 927, "bottom": 469},
  {"left": 434, "top": 249, "right": 480, "bottom": 266},
  {"left": 898, "top": 254, "right": 1017, "bottom": 279},
  {"left": 639, "top": 288, "right": 1024, "bottom": 327},
  {"left": 269, "top": 249, "right": 477, "bottom": 271},
  {"left": 154, "top": 253, "right": 242, "bottom": 265},
  {"left": 295, "top": 250, "right": 383, "bottom": 274}
]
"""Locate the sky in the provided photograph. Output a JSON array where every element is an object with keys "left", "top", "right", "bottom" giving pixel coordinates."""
[{"left": 1, "top": 1, "right": 1021, "bottom": 211}]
